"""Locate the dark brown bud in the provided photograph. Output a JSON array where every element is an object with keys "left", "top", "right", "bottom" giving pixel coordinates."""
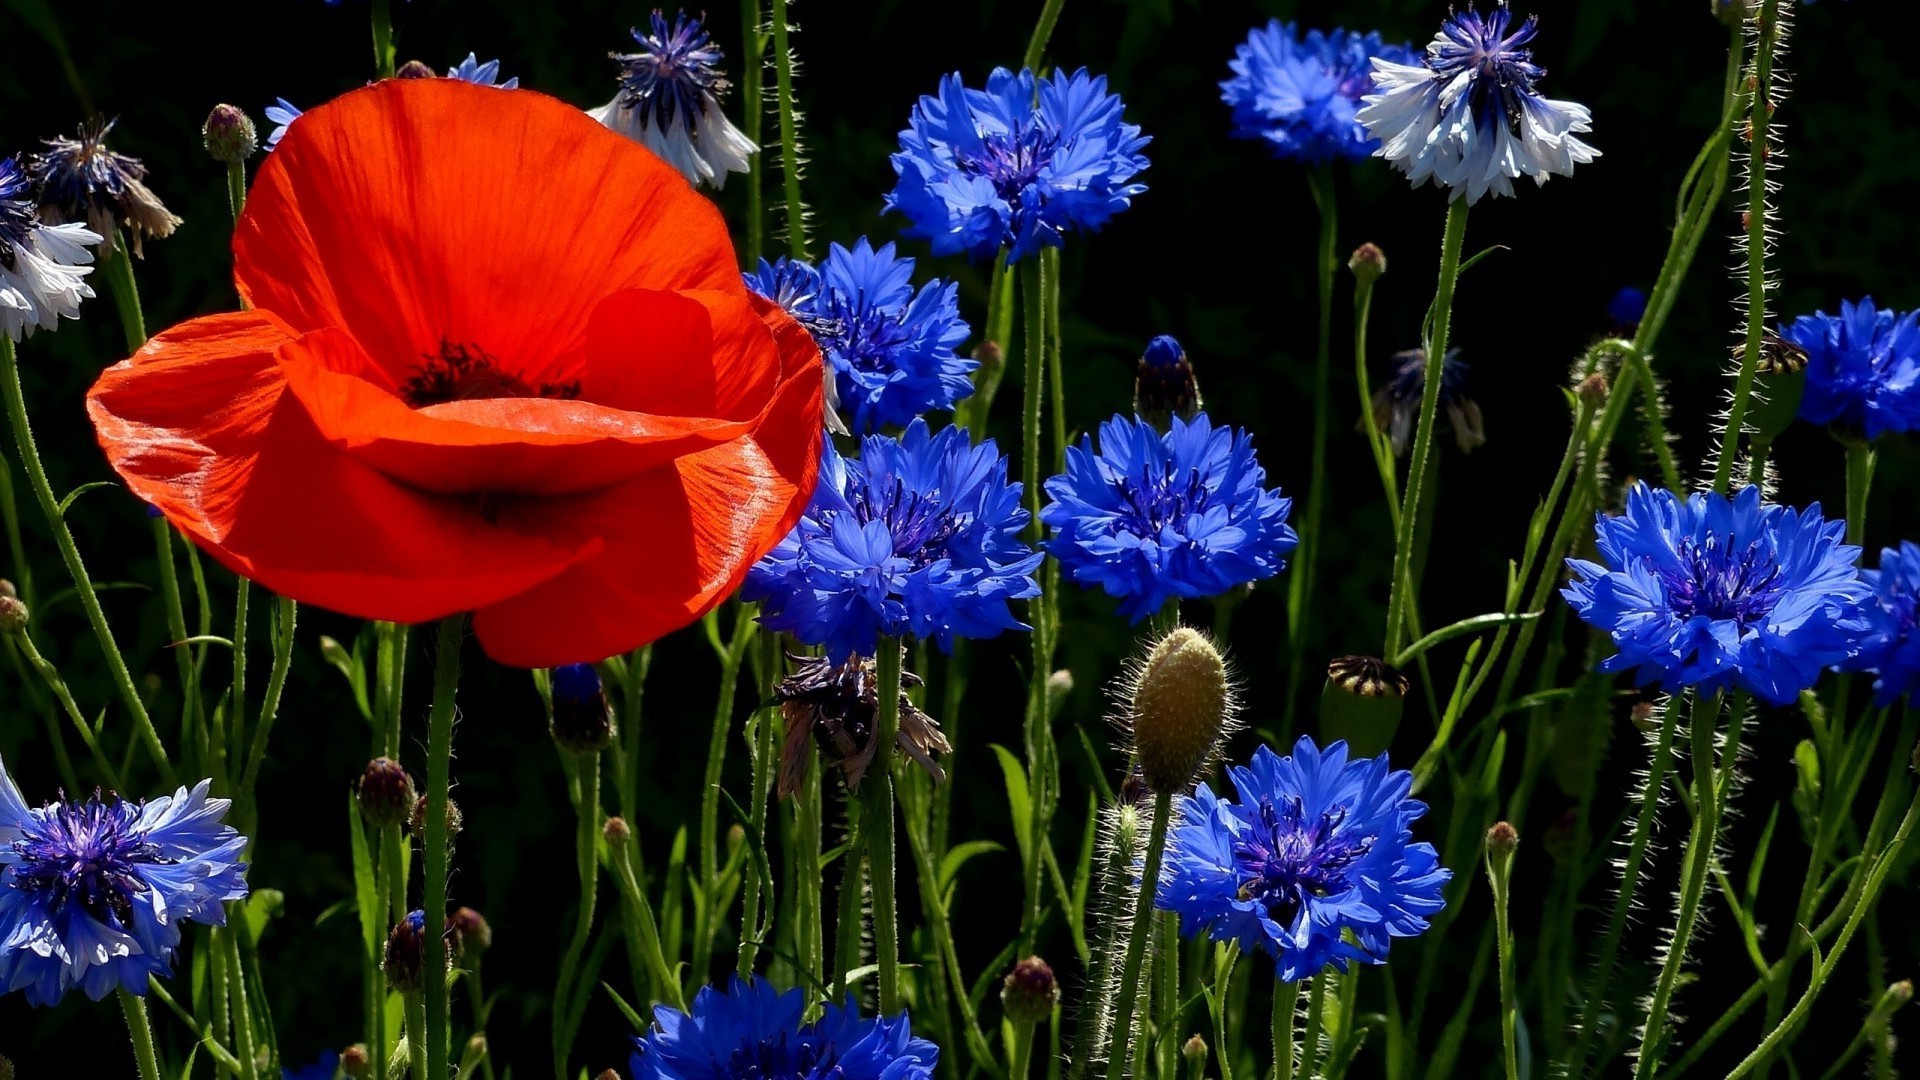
[
  {"left": 202, "top": 104, "right": 258, "bottom": 164},
  {"left": 1001, "top": 956, "right": 1059, "bottom": 1024},
  {"left": 411, "top": 794, "right": 463, "bottom": 846},
  {"left": 340, "top": 1045, "right": 371, "bottom": 1077},
  {"left": 0, "top": 593, "right": 28, "bottom": 635},
  {"left": 1487, "top": 821, "right": 1519, "bottom": 857},
  {"left": 447, "top": 906, "right": 492, "bottom": 962},
  {"left": 1577, "top": 372, "right": 1609, "bottom": 406},
  {"left": 1348, "top": 243, "right": 1387, "bottom": 286},
  {"left": 549, "top": 663, "right": 617, "bottom": 754},
  {"left": 356, "top": 758, "right": 416, "bottom": 827},
  {"left": 396, "top": 60, "right": 437, "bottom": 79},
  {"left": 1326, "top": 656, "right": 1409, "bottom": 699},
  {"left": 383, "top": 912, "right": 429, "bottom": 994},
  {"left": 603, "top": 816, "right": 632, "bottom": 845}
]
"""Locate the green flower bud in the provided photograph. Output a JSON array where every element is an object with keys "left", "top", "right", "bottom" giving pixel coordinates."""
[{"left": 1128, "top": 627, "right": 1236, "bottom": 792}]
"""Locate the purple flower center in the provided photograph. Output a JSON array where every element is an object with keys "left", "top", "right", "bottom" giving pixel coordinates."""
[
  {"left": 9, "top": 796, "right": 161, "bottom": 924},
  {"left": 1112, "top": 465, "right": 1213, "bottom": 537},
  {"left": 1232, "top": 796, "right": 1372, "bottom": 924},
  {"left": 1659, "top": 534, "right": 1787, "bottom": 624},
  {"left": 958, "top": 124, "right": 1058, "bottom": 204},
  {"left": 724, "top": 1035, "right": 834, "bottom": 1080},
  {"left": 0, "top": 158, "right": 37, "bottom": 266},
  {"left": 845, "top": 474, "right": 965, "bottom": 567},
  {"left": 613, "top": 11, "right": 727, "bottom": 131}
]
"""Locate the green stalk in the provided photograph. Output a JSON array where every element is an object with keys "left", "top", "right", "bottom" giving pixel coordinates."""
[
  {"left": 697, "top": 609, "right": 755, "bottom": 983},
  {"left": 100, "top": 241, "right": 146, "bottom": 353},
  {"left": 0, "top": 446, "right": 34, "bottom": 608},
  {"left": 1105, "top": 791, "right": 1172, "bottom": 1080},
  {"left": 867, "top": 645, "right": 904, "bottom": 1014},
  {"left": 370, "top": 0, "right": 396, "bottom": 78},
  {"left": 770, "top": 0, "right": 808, "bottom": 259},
  {"left": 1286, "top": 169, "right": 1339, "bottom": 730},
  {"left": 1486, "top": 831, "right": 1520, "bottom": 1080},
  {"left": 901, "top": 773, "right": 998, "bottom": 1073},
  {"left": 738, "top": 0, "right": 767, "bottom": 266},
  {"left": 120, "top": 987, "right": 165, "bottom": 1080},
  {"left": 833, "top": 798, "right": 866, "bottom": 998},
  {"left": 1635, "top": 692, "right": 1732, "bottom": 1078},
  {"left": 1, "top": 335, "right": 174, "bottom": 783},
  {"left": 239, "top": 595, "right": 297, "bottom": 800},
  {"left": 796, "top": 740, "right": 826, "bottom": 989},
  {"left": 965, "top": 256, "right": 1017, "bottom": 434},
  {"left": 1019, "top": 255, "right": 1050, "bottom": 947},
  {"left": 737, "top": 677, "right": 777, "bottom": 976},
  {"left": 1845, "top": 441, "right": 1876, "bottom": 545},
  {"left": 553, "top": 752, "right": 601, "bottom": 1078},
  {"left": 422, "top": 615, "right": 464, "bottom": 1080},
  {"left": 1273, "top": 978, "right": 1301, "bottom": 1080},
  {"left": 225, "top": 159, "right": 247, "bottom": 222},
  {"left": 223, "top": 926, "right": 262, "bottom": 1080},
  {"left": 1383, "top": 200, "right": 1469, "bottom": 659},
  {"left": 405, "top": 992, "right": 428, "bottom": 1080},
  {"left": 150, "top": 516, "right": 202, "bottom": 762},
  {"left": 1712, "top": 0, "right": 1784, "bottom": 494},
  {"left": 610, "top": 830, "right": 686, "bottom": 1012},
  {"left": 1156, "top": 912, "right": 1180, "bottom": 1079},
  {"left": 1352, "top": 255, "right": 1397, "bottom": 526},
  {"left": 1020, "top": 0, "right": 1067, "bottom": 72},
  {"left": 1302, "top": 975, "right": 1327, "bottom": 1076},
  {"left": 1010, "top": 1019, "right": 1037, "bottom": 1080}
]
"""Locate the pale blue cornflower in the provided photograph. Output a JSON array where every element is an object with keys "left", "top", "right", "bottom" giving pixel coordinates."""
[{"left": 591, "top": 10, "right": 755, "bottom": 189}]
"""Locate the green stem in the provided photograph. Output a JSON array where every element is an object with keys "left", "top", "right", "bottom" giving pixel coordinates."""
[
  {"left": 868, "top": 644, "right": 904, "bottom": 1014},
  {"left": 1713, "top": 0, "right": 1783, "bottom": 494},
  {"left": 1845, "top": 441, "right": 1876, "bottom": 546},
  {"left": 966, "top": 255, "right": 1017, "bottom": 433},
  {"left": 0, "top": 446, "right": 34, "bottom": 608},
  {"left": 610, "top": 832, "right": 686, "bottom": 1012},
  {"left": 1273, "top": 978, "right": 1301, "bottom": 1080},
  {"left": 101, "top": 241, "right": 146, "bottom": 353},
  {"left": 1383, "top": 200, "right": 1469, "bottom": 659},
  {"left": 1635, "top": 692, "right": 1731, "bottom": 1078},
  {"left": 1019, "top": 255, "right": 1049, "bottom": 948},
  {"left": 1, "top": 335, "right": 174, "bottom": 784},
  {"left": 370, "top": 0, "right": 395, "bottom": 78},
  {"left": 223, "top": 926, "right": 262, "bottom": 1080},
  {"left": 770, "top": 0, "right": 808, "bottom": 259},
  {"left": 240, "top": 595, "right": 297, "bottom": 800},
  {"left": 1302, "top": 975, "right": 1326, "bottom": 1076},
  {"left": 1105, "top": 791, "right": 1172, "bottom": 1080},
  {"left": 1561, "top": 696, "right": 1679, "bottom": 1078},
  {"left": 834, "top": 798, "right": 866, "bottom": 998},
  {"left": 1287, "top": 169, "right": 1338, "bottom": 731},
  {"left": 553, "top": 752, "right": 601, "bottom": 1078},
  {"left": 150, "top": 516, "right": 201, "bottom": 764},
  {"left": 1487, "top": 838, "right": 1519, "bottom": 1080},
  {"left": 1010, "top": 1020, "right": 1037, "bottom": 1080},
  {"left": 231, "top": 577, "right": 249, "bottom": 783},
  {"left": 1020, "top": 0, "right": 1068, "bottom": 72},
  {"left": 797, "top": 739, "right": 826, "bottom": 989},
  {"left": 422, "top": 615, "right": 464, "bottom": 1080},
  {"left": 1353, "top": 268, "right": 1396, "bottom": 527},
  {"left": 738, "top": 678, "right": 777, "bottom": 976},
  {"left": 1156, "top": 912, "right": 1180, "bottom": 1079},
  {"left": 120, "top": 987, "right": 165, "bottom": 1080},
  {"left": 406, "top": 992, "right": 428, "bottom": 1080},
  {"left": 739, "top": 0, "right": 767, "bottom": 267},
  {"left": 698, "top": 608, "right": 755, "bottom": 982},
  {"left": 225, "top": 159, "right": 247, "bottom": 222}
]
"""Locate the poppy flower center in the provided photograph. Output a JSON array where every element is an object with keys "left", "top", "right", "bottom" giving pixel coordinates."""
[
  {"left": 1232, "top": 795, "right": 1372, "bottom": 925},
  {"left": 401, "top": 340, "right": 581, "bottom": 408}
]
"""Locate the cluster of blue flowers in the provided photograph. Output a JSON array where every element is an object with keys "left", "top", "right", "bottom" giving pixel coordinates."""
[
  {"left": 1779, "top": 298, "right": 1920, "bottom": 440},
  {"left": 1222, "top": 22, "right": 1416, "bottom": 164},
  {"left": 1158, "top": 738, "right": 1451, "bottom": 982},
  {"left": 746, "top": 239, "right": 974, "bottom": 433},
  {"left": 1, "top": 765, "right": 249, "bottom": 1006},
  {"left": 631, "top": 977, "right": 937, "bottom": 1080}
]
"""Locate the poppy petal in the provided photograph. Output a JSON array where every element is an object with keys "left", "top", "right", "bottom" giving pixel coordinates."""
[
  {"left": 235, "top": 79, "right": 743, "bottom": 382},
  {"left": 88, "top": 313, "right": 595, "bottom": 621}
]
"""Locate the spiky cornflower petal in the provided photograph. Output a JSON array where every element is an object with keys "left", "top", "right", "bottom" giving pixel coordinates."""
[
  {"left": 886, "top": 67, "right": 1150, "bottom": 263},
  {"left": 1562, "top": 483, "right": 1872, "bottom": 706},
  {"left": 1222, "top": 22, "right": 1418, "bottom": 165},
  {"left": 630, "top": 975, "right": 939, "bottom": 1080},
  {"left": 1841, "top": 542, "right": 1920, "bottom": 707},
  {"left": 591, "top": 9, "right": 755, "bottom": 189},
  {"left": 743, "top": 418, "right": 1042, "bottom": 663},
  {"left": 1777, "top": 298, "right": 1920, "bottom": 440},
  {"left": 1157, "top": 737, "right": 1451, "bottom": 982},
  {"left": 0, "top": 155, "right": 100, "bottom": 343},
  {"left": 746, "top": 239, "right": 974, "bottom": 433},
  {"left": 1357, "top": 2, "right": 1598, "bottom": 204},
  {"left": 1041, "top": 413, "right": 1297, "bottom": 622},
  {"left": 263, "top": 56, "right": 520, "bottom": 153},
  {"left": 27, "top": 118, "right": 180, "bottom": 257},
  {"left": 0, "top": 763, "right": 249, "bottom": 1006},
  {"left": 1373, "top": 347, "right": 1483, "bottom": 455}
]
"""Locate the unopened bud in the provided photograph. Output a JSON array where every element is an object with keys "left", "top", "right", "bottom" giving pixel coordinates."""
[
  {"left": 596, "top": 1072, "right": 622, "bottom": 1080},
  {"left": 1348, "top": 243, "right": 1387, "bottom": 286},
  {"left": 1001, "top": 956, "right": 1059, "bottom": 1024},
  {"left": 1182, "top": 1034, "right": 1209, "bottom": 1066},
  {"left": 0, "top": 593, "right": 28, "bottom": 635},
  {"left": 358, "top": 758, "right": 416, "bottom": 827},
  {"left": 340, "top": 1046, "right": 370, "bottom": 1078},
  {"left": 1487, "top": 821, "right": 1519, "bottom": 858},
  {"left": 447, "top": 906, "right": 492, "bottom": 962},
  {"left": 603, "top": 816, "right": 632, "bottom": 845},
  {"left": 1110, "top": 802, "right": 1143, "bottom": 860},
  {"left": 1128, "top": 628, "right": 1235, "bottom": 793},
  {"left": 1119, "top": 767, "right": 1149, "bottom": 807},
  {"left": 396, "top": 60, "right": 437, "bottom": 79},
  {"left": 549, "top": 662, "right": 617, "bottom": 754},
  {"left": 727, "top": 823, "right": 746, "bottom": 850},
  {"left": 1631, "top": 700, "right": 1659, "bottom": 732},
  {"left": 1577, "top": 372, "right": 1609, "bottom": 406},
  {"left": 1, "top": 1052, "right": 13, "bottom": 1080},
  {"left": 1045, "top": 668, "right": 1074, "bottom": 718},
  {"left": 411, "top": 795, "right": 463, "bottom": 845},
  {"left": 383, "top": 911, "right": 429, "bottom": 994},
  {"left": 974, "top": 340, "right": 1003, "bottom": 373},
  {"left": 318, "top": 634, "right": 353, "bottom": 669},
  {"left": 1320, "top": 656, "right": 1408, "bottom": 758},
  {"left": 1133, "top": 334, "right": 1203, "bottom": 428},
  {"left": 202, "top": 104, "right": 258, "bottom": 164}
]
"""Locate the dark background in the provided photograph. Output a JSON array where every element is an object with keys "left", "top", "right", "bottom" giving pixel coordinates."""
[{"left": 3, "top": 0, "right": 1919, "bottom": 1075}]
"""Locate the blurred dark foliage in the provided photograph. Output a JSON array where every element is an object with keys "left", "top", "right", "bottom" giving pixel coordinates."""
[{"left": 2, "top": 0, "right": 1918, "bottom": 1073}]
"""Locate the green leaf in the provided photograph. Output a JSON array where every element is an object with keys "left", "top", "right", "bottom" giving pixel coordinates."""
[
  {"left": 991, "top": 743, "right": 1032, "bottom": 864},
  {"left": 937, "top": 840, "right": 1007, "bottom": 895},
  {"left": 348, "top": 793, "right": 381, "bottom": 959},
  {"left": 1394, "top": 611, "right": 1541, "bottom": 667},
  {"left": 1745, "top": 804, "right": 1781, "bottom": 908},
  {"left": 56, "top": 481, "right": 115, "bottom": 516},
  {"left": 602, "top": 981, "right": 648, "bottom": 1031},
  {"left": 1792, "top": 739, "right": 1822, "bottom": 841},
  {"left": 237, "top": 889, "right": 284, "bottom": 946}
]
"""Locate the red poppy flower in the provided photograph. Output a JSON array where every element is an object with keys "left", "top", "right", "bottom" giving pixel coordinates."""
[{"left": 87, "top": 80, "right": 822, "bottom": 666}]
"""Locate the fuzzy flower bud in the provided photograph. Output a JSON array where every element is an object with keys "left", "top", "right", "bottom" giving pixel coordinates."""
[
  {"left": 396, "top": 60, "right": 437, "bottom": 79},
  {"left": 1576, "top": 372, "right": 1609, "bottom": 406},
  {"left": 202, "top": 104, "right": 258, "bottom": 164},
  {"left": 1182, "top": 1035, "right": 1209, "bottom": 1068},
  {"left": 603, "top": 816, "right": 632, "bottom": 846},
  {"left": 0, "top": 592, "right": 27, "bottom": 635},
  {"left": 1001, "top": 956, "right": 1059, "bottom": 1024},
  {"left": 1348, "top": 242, "right": 1387, "bottom": 286},
  {"left": 1133, "top": 335, "right": 1203, "bottom": 429},
  {"left": 549, "top": 662, "right": 617, "bottom": 754},
  {"left": 447, "top": 906, "right": 492, "bottom": 963},
  {"left": 411, "top": 795, "right": 463, "bottom": 846},
  {"left": 1128, "top": 627, "right": 1235, "bottom": 792},
  {"left": 1487, "top": 821, "right": 1519, "bottom": 860},
  {"left": 1, "top": 1053, "right": 12, "bottom": 1080},
  {"left": 383, "top": 911, "right": 430, "bottom": 994},
  {"left": 1320, "top": 655, "right": 1408, "bottom": 758},
  {"left": 356, "top": 757, "right": 416, "bottom": 827},
  {"left": 340, "top": 1046, "right": 370, "bottom": 1078}
]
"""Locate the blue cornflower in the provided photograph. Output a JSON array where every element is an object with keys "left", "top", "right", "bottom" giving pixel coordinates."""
[
  {"left": 1221, "top": 22, "right": 1418, "bottom": 165},
  {"left": 1, "top": 154, "right": 100, "bottom": 342},
  {"left": 1158, "top": 738, "right": 1450, "bottom": 983},
  {"left": 1372, "top": 347, "right": 1484, "bottom": 455},
  {"left": 0, "top": 766, "right": 249, "bottom": 1006},
  {"left": 1357, "top": 2, "right": 1598, "bottom": 204},
  {"left": 1563, "top": 484, "right": 1872, "bottom": 706},
  {"left": 1609, "top": 287, "right": 1648, "bottom": 330},
  {"left": 743, "top": 419, "right": 1042, "bottom": 662},
  {"left": 1777, "top": 298, "right": 1920, "bottom": 440},
  {"left": 591, "top": 10, "right": 754, "bottom": 189},
  {"left": 886, "top": 67, "right": 1150, "bottom": 263},
  {"left": 263, "top": 55, "right": 519, "bottom": 152},
  {"left": 1041, "top": 413, "right": 1297, "bottom": 622},
  {"left": 746, "top": 239, "right": 974, "bottom": 433},
  {"left": 631, "top": 976, "right": 938, "bottom": 1080},
  {"left": 1842, "top": 543, "right": 1920, "bottom": 706}
]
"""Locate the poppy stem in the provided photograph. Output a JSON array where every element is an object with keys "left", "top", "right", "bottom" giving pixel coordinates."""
[
  {"left": 1105, "top": 789, "right": 1172, "bottom": 1080},
  {"left": 867, "top": 642, "right": 904, "bottom": 1014},
  {"left": 118, "top": 986, "right": 164, "bottom": 1080},
  {"left": 1285, "top": 167, "right": 1338, "bottom": 737},
  {"left": 0, "top": 334, "right": 176, "bottom": 786},
  {"left": 421, "top": 614, "right": 464, "bottom": 1080}
]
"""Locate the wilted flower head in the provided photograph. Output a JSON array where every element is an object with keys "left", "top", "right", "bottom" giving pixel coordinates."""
[
  {"left": 630, "top": 976, "right": 938, "bottom": 1080},
  {"left": 591, "top": 10, "right": 755, "bottom": 189},
  {"left": 744, "top": 419, "right": 1042, "bottom": 662},
  {"left": 1221, "top": 22, "right": 1417, "bottom": 164},
  {"left": 1563, "top": 483, "right": 1871, "bottom": 706},
  {"left": 1042, "top": 413, "right": 1295, "bottom": 622},
  {"left": 263, "top": 54, "right": 520, "bottom": 152},
  {"left": 774, "top": 651, "right": 951, "bottom": 797},
  {"left": 887, "top": 67, "right": 1150, "bottom": 263},
  {"left": 1777, "top": 298, "right": 1920, "bottom": 440},
  {"left": 1373, "top": 347, "right": 1483, "bottom": 455},
  {"left": 1358, "top": 2, "right": 1598, "bottom": 203},
  {"left": 26, "top": 118, "right": 179, "bottom": 257},
  {"left": 746, "top": 239, "right": 974, "bottom": 433},
  {"left": 1157, "top": 738, "right": 1450, "bottom": 982},
  {"left": 1841, "top": 542, "right": 1920, "bottom": 706},
  {"left": 1133, "top": 334, "right": 1202, "bottom": 427},
  {"left": 0, "top": 766, "right": 249, "bottom": 1006},
  {"left": 1, "top": 154, "right": 100, "bottom": 342}
]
